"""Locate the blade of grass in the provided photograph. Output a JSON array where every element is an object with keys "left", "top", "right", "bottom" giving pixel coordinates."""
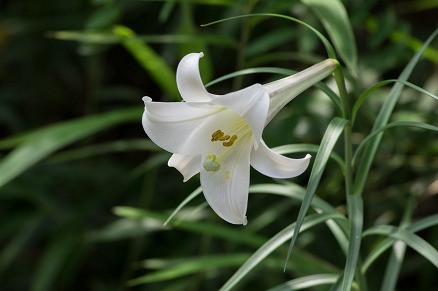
[
  {"left": 345, "top": 28, "right": 438, "bottom": 290},
  {"left": 266, "top": 274, "right": 340, "bottom": 291},
  {"left": 0, "top": 107, "right": 141, "bottom": 189},
  {"left": 363, "top": 225, "right": 438, "bottom": 269},
  {"left": 128, "top": 254, "right": 249, "bottom": 286},
  {"left": 113, "top": 25, "right": 180, "bottom": 100},
  {"left": 353, "top": 121, "right": 438, "bottom": 166},
  {"left": 163, "top": 186, "right": 203, "bottom": 226},
  {"left": 285, "top": 117, "right": 349, "bottom": 269},
  {"left": 219, "top": 212, "right": 345, "bottom": 291},
  {"left": 379, "top": 194, "right": 413, "bottom": 291},
  {"left": 362, "top": 213, "right": 438, "bottom": 273},
  {"left": 48, "top": 139, "right": 160, "bottom": 163},
  {"left": 353, "top": 28, "right": 438, "bottom": 196},
  {"left": 114, "top": 206, "right": 265, "bottom": 247},
  {"left": 202, "top": 13, "right": 337, "bottom": 60},
  {"left": 301, "top": 0, "right": 357, "bottom": 75},
  {"left": 250, "top": 183, "right": 349, "bottom": 253},
  {"left": 30, "top": 234, "right": 76, "bottom": 291},
  {"left": 0, "top": 217, "right": 41, "bottom": 280},
  {"left": 342, "top": 193, "right": 364, "bottom": 291},
  {"left": 352, "top": 79, "right": 438, "bottom": 124}
]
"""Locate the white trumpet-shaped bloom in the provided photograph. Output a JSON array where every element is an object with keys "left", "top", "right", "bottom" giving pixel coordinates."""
[{"left": 142, "top": 52, "right": 337, "bottom": 225}]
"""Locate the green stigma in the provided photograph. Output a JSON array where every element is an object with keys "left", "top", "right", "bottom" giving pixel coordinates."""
[{"left": 203, "top": 154, "right": 221, "bottom": 172}]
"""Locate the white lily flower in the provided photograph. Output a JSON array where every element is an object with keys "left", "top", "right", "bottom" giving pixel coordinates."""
[{"left": 142, "top": 52, "right": 337, "bottom": 225}]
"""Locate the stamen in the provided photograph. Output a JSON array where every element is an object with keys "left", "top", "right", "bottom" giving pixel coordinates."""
[
  {"left": 211, "top": 130, "right": 237, "bottom": 147},
  {"left": 218, "top": 135, "right": 230, "bottom": 141},
  {"left": 223, "top": 135, "right": 237, "bottom": 147}
]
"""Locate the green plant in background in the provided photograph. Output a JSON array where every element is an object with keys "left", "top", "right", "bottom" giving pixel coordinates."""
[{"left": 0, "top": 0, "right": 437, "bottom": 290}]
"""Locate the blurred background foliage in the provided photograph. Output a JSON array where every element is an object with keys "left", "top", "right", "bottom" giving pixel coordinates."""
[{"left": 0, "top": 0, "right": 437, "bottom": 290}]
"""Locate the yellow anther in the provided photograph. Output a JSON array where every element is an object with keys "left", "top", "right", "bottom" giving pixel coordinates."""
[
  {"left": 211, "top": 130, "right": 237, "bottom": 147},
  {"left": 223, "top": 135, "right": 237, "bottom": 147},
  {"left": 211, "top": 130, "right": 224, "bottom": 141},
  {"left": 218, "top": 135, "right": 230, "bottom": 141}
]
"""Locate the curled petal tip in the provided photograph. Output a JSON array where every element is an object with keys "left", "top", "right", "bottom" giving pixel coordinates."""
[{"left": 142, "top": 96, "right": 152, "bottom": 103}]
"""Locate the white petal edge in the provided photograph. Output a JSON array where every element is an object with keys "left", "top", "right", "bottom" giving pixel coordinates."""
[
  {"left": 200, "top": 134, "right": 253, "bottom": 225},
  {"left": 251, "top": 140, "right": 311, "bottom": 178},
  {"left": 168, "top": 154, "right": 201, "bottom": 182},
  {"left": 176, "top": 52, "right": 215, "bottom": 102},
  {"left": 211, "top": 84, "right": 269, "bottom": 149},
  {"left": 142, "top": 97, "right": 222, "bottom": 155}
]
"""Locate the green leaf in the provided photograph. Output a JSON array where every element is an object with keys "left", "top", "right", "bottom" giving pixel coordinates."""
[
  {"left": 362, "top": 214, "right": 438, "bottom": 273},
  {"left": 341, "top": 194, "right": 364, "bottom": 291},
  {"left": 0, "top": 217, "right": 40, "bottom": 278},
  {"left": 30, "top": 234, "right": 77, "bottom": 291},
  {"left": 285, "top": 117, "right": 349, "bottom": 268},
  {"left": 352, "top": 79, "right": 438, "bottom": 124},
  {"left": 48, "top": 139, "right": 160, "bottom": 163},
  {"left": 250, "top": 183, "right": 349, "bottom": 253},
  {"left": 266, "top": 274, "right": 340, "bottom": 291},
  {"left": 114, "top": 206, "right": 265, "bottom": 247},
  {"left": 128, "top": 254, "right": 249, "bottom": 286},
  {"left": 202, "top": 13, "right": 337, "bottom": 59},
  {"left": 301, "top": 0, "right": 358, "bottom": 74},
  {"left": 363, "top": 225, "right": 438, "bottom": 269},
  {"left": 48, "top": 30, "right": 237, "bottom": 47},
  {"left": 219, "top": 212, "right": 344, "bottom": 291},
  {"left": 113, "top": 25, "right": 180, "bottom": 100},
  {"left": 353, "top": 121, "right": 438, "bottom": 166},
  {"left": 353, "top": 28, "right": 438, "bottom": 196},
  {"left": 163, "top": 187, "right": 203, "bottom": 226},
  {"left": 0, "top": 107, "right": 141, "bottom": 189}
]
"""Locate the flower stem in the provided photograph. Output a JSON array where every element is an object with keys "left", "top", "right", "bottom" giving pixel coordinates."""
[{"left": 333, "top": 65, "right": 366, "bottom": 291}]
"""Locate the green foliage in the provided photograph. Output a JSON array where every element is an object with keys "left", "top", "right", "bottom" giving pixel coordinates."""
[{"left": 1, "top": 0, "right": 437, "bottom": 290}]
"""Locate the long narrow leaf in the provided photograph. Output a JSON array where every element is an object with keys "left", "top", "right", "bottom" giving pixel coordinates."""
[
  {"left": 163, "top": 187, "right": 203, "bottom": 226},
  {"left": 301, "top": 0, "right": 357, "bottom": 74},
  {"left": 342, "top": 194, "right": 364, "bottom": 291},
  {"left": 353, "top": 28, "right": 438, "bottom": 196},
  {"left": 220, "top": 212, "right": 345, "bottom": 291},
  {"left": 250, "top": 183, "right": 349, "bottom": 253},
  {"left": 352, "top": 79, "right": 438, "bottom": 124},
  {"left": 380, "top": 196, "right": 413, "bottom": 291},
  {"left": 362, "top": 214, "right": 438, "bottom": 273},
  {"left": 202, "top": 13, "right": 337, "bottom": 59},
  {"left": 113, "top": 25, "right": 180, "bottom": 100},
  {"left": 266, "top": 274, "right": 339, "bottom": 291},
  {"left": 128, "top": 254, "right": 249, "bottom": 286},
  {"left": 114, "top": 206, "right": 265, "bottom": 247},
  {"left": 0, "top": 107, "right": 141, "bottom": 189},
  {"left": 363, "top": 225, "right": 438, "bottom": 269},
  {"left": 285, "top": 117, "right": 349, "bottom": 268},
  {"left": 353, "top": 121, "right": 438, "bottom": 166}
]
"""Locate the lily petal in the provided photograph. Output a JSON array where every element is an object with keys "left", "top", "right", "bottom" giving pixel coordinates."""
[
  {"left": 176, "top": 52, "right": 215, "bottom": 102},
  {"left": 200, "top": 134, "right": 253, "bottom": 225},
  {"left": 142, "top": 97, "right": 221, "bottom": 154},
  {"left": 251, "top": 140, "right": 311, "bottom": 178},
  {"left": 168, "top": 154, "right": 201, "bottom": 182},
  {"left": 264, "top": 59, "right": 337, "bottom": 123},
  {"left": 211, "top": 84, "right": 269, "bottom": 149}
]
